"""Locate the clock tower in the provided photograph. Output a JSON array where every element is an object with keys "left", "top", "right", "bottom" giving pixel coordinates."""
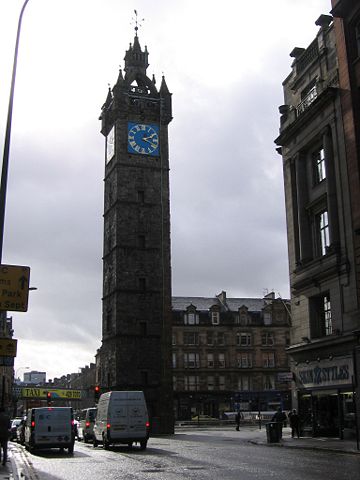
[{"left": 97, "top": 28, "right": 174, "bottom": 434}]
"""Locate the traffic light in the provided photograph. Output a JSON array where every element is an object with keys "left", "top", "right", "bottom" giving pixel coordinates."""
[
  {"left": 46, "top": 391, "right": 52, "bottom": 406},
  {"left": 94, "top": 386, "right": 100, "bottom": 403}
]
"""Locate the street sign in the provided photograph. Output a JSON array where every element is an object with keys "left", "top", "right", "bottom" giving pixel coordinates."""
[
  {"left": 0, "top": 264, "right": 30, "bottom": 312},
  {"left": 0, "top": 356, "right": 14, "bottom": 366},
  {"left": 0, "top": 338, "right": 17, "bottom": 357}
]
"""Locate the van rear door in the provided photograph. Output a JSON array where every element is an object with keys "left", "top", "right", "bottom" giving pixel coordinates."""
[{"left": 34, "top": 408, "right": 72, "bottom": 444}]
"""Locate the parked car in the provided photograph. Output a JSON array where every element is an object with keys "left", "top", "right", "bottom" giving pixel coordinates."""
[
  {"left": 16, "top": 417, "right": 27, "bottom": 444},
  {"left": 191, "top": 415, "right": 218, "bottom": 421},
  {"left": 10, "top": 418, "right": 22, "bottom": 441},
  {"left": 77, "top": 408, "right": 97, "bottom": 443}
]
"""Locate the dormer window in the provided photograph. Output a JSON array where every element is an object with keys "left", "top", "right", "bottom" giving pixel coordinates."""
[
  {"left": 237, "top": 307, "right": 249, "bottom": 325},
  {"left": 211, "top": 311, "right": 220, "bottom": 325},
  {"left": 184, "top": 306, "right": 199, "bottom": 325},
  {"left": 263, "top": 312, "right": 272, "bottom": 325}
]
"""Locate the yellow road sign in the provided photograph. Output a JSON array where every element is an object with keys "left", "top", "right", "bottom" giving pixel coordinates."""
[
  {"left": 21, "top": 388, "right": 82, "bottom": 399},
  {"left": 0, "top": 338, "right": 17, "bottom": 357},
  {"left": 0, "top": 264, "right": 30, "bottom": 312}
]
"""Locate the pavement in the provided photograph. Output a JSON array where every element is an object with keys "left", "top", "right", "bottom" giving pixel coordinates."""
[{"left": 246, "top": 426, "right": 360, "bottom": 455}]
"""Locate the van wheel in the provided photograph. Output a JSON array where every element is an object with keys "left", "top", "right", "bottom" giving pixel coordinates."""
[
  {"left": 103, "top": 435, "right": 110, "bottom": 450},
  {"left": 84, "top": 436, "right": 88, "bottom": 444},
  {"left": 93, "top": 438, "right": 98, "bottom": 448},
  {"left": 140, "top": 440, "right": 147, "bottom": 450},
  {"left": 68, "top": 444, "right": 74, "bottom": 454}
]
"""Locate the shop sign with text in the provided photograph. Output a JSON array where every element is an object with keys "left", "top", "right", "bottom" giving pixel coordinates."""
[{"left": 295, "top": 357, "right": 353, "bottom": 388}]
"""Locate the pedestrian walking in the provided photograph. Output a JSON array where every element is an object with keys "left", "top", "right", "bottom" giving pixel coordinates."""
[
  {"left": 271, "top": 407, "right": 286, "bottom": 439},
  {"left": 0, "top": 408, "right": 11, "bottom": 466},
  {"left": 235, "top": 411, "right": 241, "bottom": 431},
  {"left": 288, "top": 409, "right": 300, "bottom": 438}
]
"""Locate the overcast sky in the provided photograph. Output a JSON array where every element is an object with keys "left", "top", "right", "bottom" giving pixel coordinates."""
[{"left": 0, "top": 0, "right": 331, "bottom": 380}]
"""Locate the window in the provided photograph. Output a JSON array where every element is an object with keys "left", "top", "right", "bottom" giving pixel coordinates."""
[
  {"left": 237, "top": 310, "right": 249, "bottom": 325},
  {"left": 138, "top": 235, "right": 146, "bottom": 248},
  {"left": 263, "top": 374, "right": 275, "bottom": 390},
  {"left": 207, "top": 376, "right": 214, "bottom": 391},
  {"left": 313, "top": 147, "right": 326, "bottom": 184},
  {"left": 262, "top": 352, "right": 275, "bottom": 368},
  {"left": 184, "top": 353, "right": 200, "bottom": 368},
  {"left": 317, "top": 210, "right": 330, "bottom": 256},
  {"left": 172, "top": 353, "right": 177, "bottom": 368},
  {"left": 261, "top": 332, "right": 274, "bottom": 346},
  {"left": 324, "top": 295, "right": 332, "bottom": 336},
  {"left": 172, "top": 333, "right": 176, "bottom": 345},
  {"left": 218, "top": 353, "right": 226, "bottom": 368},
  {"left": 184, "top": 376, "right": 199, "bottom": 391},
  {"left": 219, "top": 375, "right": 226, "bottom": 391},
  {"left": 263, "top": 312, "right": 272, "bottom": 325},
  {"left": 310, "top": 293, "right": 332, "bottom": 338},
  {"left": 237, "top": 353, "right": 252, "bottom": 368},
  {"left": 184, "top": 308, "right": 199, "bottom": 325},
  {"left": 140, "top": 321, "right": 147, "bottom": 336},
  {"left": 237, "top": 332, "right": 252, "bottom": 346},
  {"left": 211, "top": 310, "right": 220, "bottom": 325},
  {"left": 237, "top": 375, "right": 250, "bottom": 391},
  {"left": 183, "top": 332, "right": 199, "bottom": 345},
  {"left": 207, "top": 353, "right": 214, "bottom": 368},
  {"left": 138, "top": 277, "right": 146, "bottom": 291},
  {"left": 297, "top": 77, "right": 318, "bottom": 115},
  {"left": 173, "top": 376, "right": 177, "bottom": 391},
  {"left": 206, "top": 332, "right": 214, "bottom": 345},
  {"left": 216, "top": 332, "right": 225, "bottom": 345},
  {"left": 137, "top": 190, "right": 145, "bottom": 202}
]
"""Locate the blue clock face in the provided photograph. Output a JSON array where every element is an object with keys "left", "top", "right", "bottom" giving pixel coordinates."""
[{"left": 128, "top": 122, "right": 160, "bottom": 156}]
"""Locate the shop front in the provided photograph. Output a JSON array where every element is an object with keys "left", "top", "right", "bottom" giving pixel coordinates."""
[{"left": 294, "top": 355, "right": 356, "bottom": 438}]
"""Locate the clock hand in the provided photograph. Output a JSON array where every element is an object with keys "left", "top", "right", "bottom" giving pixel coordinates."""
[
  {"left": 142, "top": 136, "right": 157, "bottom": 147},
  {"left": 142, "top": 134, "right": 156, "bottom": 141}
]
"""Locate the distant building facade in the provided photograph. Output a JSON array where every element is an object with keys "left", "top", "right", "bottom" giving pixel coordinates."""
[
  {"left": 23, "top": 371, "right": 46, "bottom": 385},
  {"left": 172, "top": 291, "right": 291, "bottom": 420},
  {"left": 275, "top": 11, "right": 360, "bottom": 438}
]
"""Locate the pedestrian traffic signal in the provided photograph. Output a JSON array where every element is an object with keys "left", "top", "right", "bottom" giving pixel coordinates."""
[{"left": 46, "top": 391, "right": 52, "bottom": 406}]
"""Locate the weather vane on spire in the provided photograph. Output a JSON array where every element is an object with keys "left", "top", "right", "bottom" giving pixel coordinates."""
[{"left": 131, "top": 9, "right": 144, "bottom": 36}]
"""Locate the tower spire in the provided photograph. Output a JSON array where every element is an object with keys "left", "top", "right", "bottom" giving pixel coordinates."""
[{"left": 131, "top": 9, "right": 144, "bottom": 37}]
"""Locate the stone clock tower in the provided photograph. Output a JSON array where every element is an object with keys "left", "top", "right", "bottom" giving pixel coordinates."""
[{"left": 97, "top": 29, "right": 174, "bottom": 434}]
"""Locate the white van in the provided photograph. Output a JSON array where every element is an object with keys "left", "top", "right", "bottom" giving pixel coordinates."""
[
  {"left": 24, "top": 407, "right": 75, "bottom": 453},
  {"left": 93, "top": 391, "right": 149, "bottom": 450}
]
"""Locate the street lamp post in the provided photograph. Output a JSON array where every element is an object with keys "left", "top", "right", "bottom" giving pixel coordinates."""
[
  {"left": 0, "top": 0, "right": 31, "bottom": 262},
  {"left": 0, "top": 0, "right": 30, "bottom": 411}
]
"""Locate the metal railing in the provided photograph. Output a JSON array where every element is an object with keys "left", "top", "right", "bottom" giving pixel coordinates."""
[{"left": 296, "top": 85, "right": 318, "bottom": 116}]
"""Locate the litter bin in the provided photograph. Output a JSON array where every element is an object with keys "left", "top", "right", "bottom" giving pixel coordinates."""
[{"left": 266, "top": 422, "right": 281, "bottom": 443}]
